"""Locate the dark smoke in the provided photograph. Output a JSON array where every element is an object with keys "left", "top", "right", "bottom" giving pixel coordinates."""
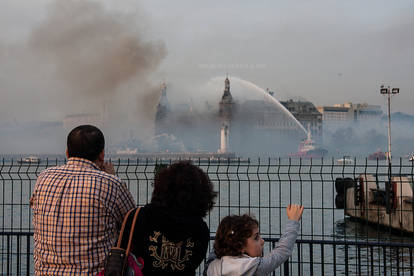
[
  {"left": 0, "top": 0, "right": 166, "bottom": 153},
  {"left": 29, "top": 0, "right": 165, "bottom": 99}
]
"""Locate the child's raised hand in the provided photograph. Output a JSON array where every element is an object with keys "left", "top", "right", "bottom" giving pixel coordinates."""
[{"left": 286, "top": 204, "right": 304, "bottom": 221}]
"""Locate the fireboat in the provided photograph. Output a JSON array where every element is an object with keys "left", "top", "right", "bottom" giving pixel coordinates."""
[{"left": 289, "top": 125, "right": 327, "bottom": 158}]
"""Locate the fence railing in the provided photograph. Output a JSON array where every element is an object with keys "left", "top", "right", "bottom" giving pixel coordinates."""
[
  {"left": 2, "top": 232, "right": 413, "bottom": 276},
  {"left": 284, "top": 238, "right": 414, "bottom": 276},
  {"left": 1, "top": 157, "right": 414, "bottom": 275},
  {"left": 0, "top": 232, "right": 32, "bottom": 276}
]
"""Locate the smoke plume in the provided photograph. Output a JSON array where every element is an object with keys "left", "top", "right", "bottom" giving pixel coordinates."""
[
  {"left": 30, "top": 0, "right": 165, "bottom": 99},
  {"left": 0, "top": 0, "right": 166, "bottom": 153}
]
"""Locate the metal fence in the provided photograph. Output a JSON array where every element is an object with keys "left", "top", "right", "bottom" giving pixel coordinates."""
[{"left": 1, "top": 157, "right": 414, "bottom": 275}]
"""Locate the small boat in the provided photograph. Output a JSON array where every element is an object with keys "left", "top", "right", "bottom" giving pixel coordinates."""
[
  {"left": 337, "top": 156, "right": 353, "bottom": 165},
  {"left": 116, "top": 148, "right": 138, "bottom": 155},
  {"left": 368, "top": 149, "right": 386, "bottom": 160},
  {"left": 289, "top": 124, "right": 327, "bottom": 158},
  {"left": 409, "top": 155, "right": 414, "bottom": 162},
  {"left": 18, "top": 156, "right": 41, "bottom": 164}
]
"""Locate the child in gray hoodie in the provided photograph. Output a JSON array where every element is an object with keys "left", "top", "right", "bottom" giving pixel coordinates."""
[{"left": 204, "top": 204, "right": 303, "bottom": 276}]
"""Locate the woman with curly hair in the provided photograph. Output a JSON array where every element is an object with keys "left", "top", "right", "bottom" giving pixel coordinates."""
[
  {"left": 204, "top": 205, "right": 303, "bottom": 276},
  {"left": 121, "top": 161, "right": 217, "bottom": 276}
]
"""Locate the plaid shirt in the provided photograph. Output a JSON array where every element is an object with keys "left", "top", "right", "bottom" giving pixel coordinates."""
[{"left": 30, "top": 157, "right": 136, "bottom": 275}]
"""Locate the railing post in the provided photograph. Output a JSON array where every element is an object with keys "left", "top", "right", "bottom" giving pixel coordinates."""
[
  {"left": 26, "top": 235, "right": 30, "bottom": 276},
  {"left": 283, "top": 260, "right": 289, "bottom": 276},
  {"left": 7, "top": 234, "right": 10, "bottom": 276},
  {"left": 309, "top": 243, "right": 313, "bottom": 276},
  {"left": 17, "top": 234, "right": 20, "bottom": 276}
]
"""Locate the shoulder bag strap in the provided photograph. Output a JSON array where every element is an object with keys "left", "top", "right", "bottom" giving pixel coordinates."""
[
  {"left": 116, "top": 208, "right": 136, "bottom": 248},
  {"left": 125, "top": 207, "right": 141, "bottom": 256}
]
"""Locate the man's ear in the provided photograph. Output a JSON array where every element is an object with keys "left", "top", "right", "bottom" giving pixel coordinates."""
[
  {"left": 98, "top": 149, "right": 105, "bottom": 162},
  {"left": 65, "top": 149, "right": 69, "bottom": 159}
]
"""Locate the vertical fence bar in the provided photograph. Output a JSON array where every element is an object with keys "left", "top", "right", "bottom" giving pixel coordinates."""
[
  {"left": 206, "top": 160, "right": 212, "bottom": 230},
  {"left": 216, "top": 160, "right": 222, "bottom": 222},
  {"left": 396, "top": 247, "right": 400, "bottom": 275},
  {"left": 411, "top": 160, "right": 414, "bottom": 236},
  {"left": 277, "top": 158, "right": 282, "bottom": 242},
  {"left": 297, "top": 243, "right": 301, "bottom": 276},
  {"left": 333, "top": 244, "right": 336, "bottom": 276},
  {"left": 320, "top": 158, "right": 325, "bottom": 240},
  {"left": 134, "top": 158, "right": 139, "bottom": 203},
  {"left": 125, "top": 158, "right": 130, "bottom": 190},
  {"left": 236, "top": 159, "right": 241, "bottom": 216},
  {"left": 17, "top": 234, "right": 20, "bottom": 276},
  {"left": 26, "top": 234, "right": 30, "bottom": 276},
  {"left": 1, "top": 158, "right": 4, "bottom": 274},
  {"left": 345, "top": 244, "right": 349, "bottom": 276},
  {"left": 330, "top": 158, "right": 335, "bottom": 251},
  {"left": 7, "top": 234, "right": 10, "bottom": 276},
  {"left": 383, "top": 246, "right": 387, "bottom": 276},
  {"left": 246, "top": 160, "right": 251, "bottom": 214},
  {"left": 370, "top": 245, "right": 374, "bottom": 276},
  {"left": 309, "top": 243, "right": 313, "bottom": 276},
  {"left": 18, "top": 163, "right": 23, "bottom": 232},
  {"left": 143, "top": 159, "right": 149, "bottom": 205},
  {"left": 320, "top": 244, "right": 324, "bottom": 275},
  {"left": 398, "top": 158, "right": 403, "bottom": 238},
  {"left": 357, "top": 244, "right": 361, "bottom": 276},
  {"left": 308, "top": 159, "right": 313, "bottom": 240},
  {"left": 226, "top": 160, "right": 231, "bottom": 216},
  {"left": 284, "top": 260, "right": 289, "bottom": 276},
  {"left": 288, "top": 158, "right": 292, "bottom": 204},
  {"left": 266, "top": 158, "right": 271, "bottom": 240},
  {"left": 410, "top": 247, "right": 413, "bottom": 276},
  {"left": 9, "top": 160, "right": 14, "bottom": 231},
  {"left": 298, "top": 158, "right": 303, "bottom": 236},
  {"left": 257, "top": 158, "right": 261, "bottom": 224}
]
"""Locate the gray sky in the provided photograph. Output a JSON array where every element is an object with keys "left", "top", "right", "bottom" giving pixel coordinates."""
[
  {"left": 144, "top": 0, "right": 414, "bottom": 113},
  {"left": 1, "top": 0, "right": 413, "bottom": 126}
]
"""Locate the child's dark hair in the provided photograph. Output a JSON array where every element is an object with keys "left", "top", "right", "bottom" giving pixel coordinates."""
[{"left": 214, "top": 214, "right": 259, "bottom": 258}]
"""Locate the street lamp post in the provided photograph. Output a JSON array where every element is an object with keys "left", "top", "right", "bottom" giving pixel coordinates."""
[{"left": 380, "top": 85, "right": 399, "bottom": 214}]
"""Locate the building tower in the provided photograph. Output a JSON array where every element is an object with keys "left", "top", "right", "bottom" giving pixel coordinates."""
[
  {"left": 218, "top": 77, "right": 234, "bottom": 153},
  {"left": 155, "top": 83, "right": 170, "bottom": 135}
]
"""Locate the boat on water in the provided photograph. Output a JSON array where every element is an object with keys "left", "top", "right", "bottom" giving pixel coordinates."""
[
  {"left": 335, "top": 174, "right": 414, "bottom": 234},
  {"left": 116, "top": 148, "right": 138, "bottom": 155},
  {"left": 409, "top": 154, "right": 414, "bottom": 162},
  {"left": 18, "top": 156, "right": 41, "bottom": 164},
  {"left": 368, "top": 149, "right": 386, "bottom": 160},
  {"left": 336, "top": 156, "right": 353, "bottom": 165},
  {"left": 289, "top": 125, "right": 327, "bottom": 158}
]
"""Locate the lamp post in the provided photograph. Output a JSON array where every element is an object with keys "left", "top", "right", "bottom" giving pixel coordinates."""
[{"left": 380, "top": 85, "right": 399, "bottom": 214}]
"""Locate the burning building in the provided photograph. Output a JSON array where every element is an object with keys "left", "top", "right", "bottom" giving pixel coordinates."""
[{"left": 154, "top": 77, "right": 305, "bottom": 156}]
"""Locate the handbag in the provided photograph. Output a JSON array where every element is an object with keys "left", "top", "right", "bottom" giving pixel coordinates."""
[{"left": 98, "top": 207, "right": 144, "bottom": 276}]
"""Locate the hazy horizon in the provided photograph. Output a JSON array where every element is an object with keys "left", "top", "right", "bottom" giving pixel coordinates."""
[{"left": 1, "top": 0, "right": 413, "bottom": 155}]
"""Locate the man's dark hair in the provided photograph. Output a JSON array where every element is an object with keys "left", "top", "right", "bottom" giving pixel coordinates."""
[
  {"left": 151, "top": 161, "right": 217, "bottom": 217},
  {"left": 214, "top": 214, "right": 259, "bottom": 258},
  {"left": 67, "top": 125, "right": 105, "bottom": 162}
]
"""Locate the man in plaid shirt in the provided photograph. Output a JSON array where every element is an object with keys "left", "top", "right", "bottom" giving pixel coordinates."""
[{"left": 30, "top": 125, "right": 136, "bottom": 275}]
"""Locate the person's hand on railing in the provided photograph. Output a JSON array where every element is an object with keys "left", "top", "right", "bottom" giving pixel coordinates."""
[
  {"left": 286, "top": 204, "right": 304, "bottom": 221},
  {"left": 102, "top": 161, "right": 115, "bottom": 175}
]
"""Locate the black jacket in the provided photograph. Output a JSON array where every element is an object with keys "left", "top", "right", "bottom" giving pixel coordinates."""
[{"left": 121, "top": 204, "right": 209, "bottom": 276}]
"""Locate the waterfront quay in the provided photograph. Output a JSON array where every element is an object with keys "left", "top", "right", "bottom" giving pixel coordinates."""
[{"left": 1, "top": 157, "right": 414, "bottom": 275}]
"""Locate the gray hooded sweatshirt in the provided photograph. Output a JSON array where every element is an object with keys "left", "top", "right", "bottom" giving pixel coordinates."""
[{"left": 205, "top": 220, "right": 299, "bottom": 276}]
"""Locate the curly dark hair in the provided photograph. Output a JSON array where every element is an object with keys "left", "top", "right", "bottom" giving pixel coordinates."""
[
  {"left": 214, "top": 214, "right": 259, "bottom": 258},
  {"left": 151, "top": 161, "right": 217, "bottom": 217}
]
